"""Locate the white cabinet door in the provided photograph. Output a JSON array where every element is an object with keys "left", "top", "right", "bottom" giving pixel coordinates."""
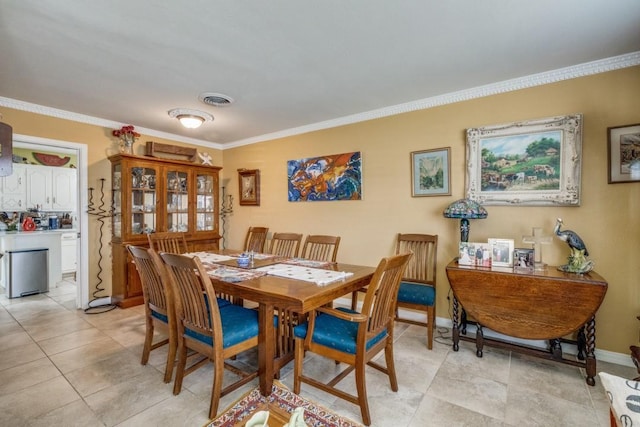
[
  {"left": 24, "top": 165, "right": 77, "bottom": 211},
  {"left": 51, "top": 168, "right": 77, "bottom": 211},
  {"left": 25, "top": 165, "right": 52, "bottom": 210},
  {"left": 1, "top": 164, "right": 27, "bottom": 210},
  {"left": 60, "top": 233, "right": 77, "bottom": 273}
]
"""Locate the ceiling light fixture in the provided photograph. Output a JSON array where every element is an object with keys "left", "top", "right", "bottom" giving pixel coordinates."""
[
  {"left": 167, "top": 108, "right": 213, "bottom": 129},
  {"left": 198, "top": 92, "right": 234, "bottom": 107}
]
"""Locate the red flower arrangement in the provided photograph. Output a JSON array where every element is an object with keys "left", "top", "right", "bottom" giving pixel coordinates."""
[
  {"left": 112, "top": 125, "right": 140, "bottom": 154},
  {"left": 112, "top": 125, "right": 140, "bottom": 139}
]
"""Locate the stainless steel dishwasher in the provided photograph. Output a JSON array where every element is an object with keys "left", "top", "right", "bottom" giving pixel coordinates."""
[{"left": 6, "top": 248, "right": 49, "bottom": 298}]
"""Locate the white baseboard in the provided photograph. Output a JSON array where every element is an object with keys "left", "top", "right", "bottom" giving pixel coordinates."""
[{"left": 335, "top": 296, "right": 634, "bottom": 368}]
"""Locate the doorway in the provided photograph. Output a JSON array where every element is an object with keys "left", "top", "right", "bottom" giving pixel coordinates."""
[{"left": 13, "top": 134, "right": 89, "bottom": 309}]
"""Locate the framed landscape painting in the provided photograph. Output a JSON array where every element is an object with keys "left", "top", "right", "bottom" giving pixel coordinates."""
[
  {"left": 411, "top": 147, "right": 451, "bottom": 197},
  {"left": 608, "top": 123, "right": 640, "bottom": 183},
  {"left": 465, "top": 114, "right": 582, "bottom": 206}
]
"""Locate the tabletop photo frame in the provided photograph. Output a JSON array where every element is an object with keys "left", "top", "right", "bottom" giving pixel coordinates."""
[
  {"left": 410, "top": 147, "right": 451, "bottom": 197},
  {"left": 466, "top": 114, "right": 582, "bottom": 206},
  {"left": 238, "top": 168, "right": 260, "bottom": 206},
  {"left": 608, "top": 123, "right": 640, "bottom": 184},
  {"left": 489, "top": 238, "right": 514, "bottom": 268}
]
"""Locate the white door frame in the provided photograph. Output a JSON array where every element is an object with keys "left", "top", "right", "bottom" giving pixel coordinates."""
[{"left": 14, "top": 134, "right": 89, "bottom": 308}]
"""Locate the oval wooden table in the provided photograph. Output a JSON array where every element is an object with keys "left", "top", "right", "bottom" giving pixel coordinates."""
[{"left": 445, "top": 259, "right": 608, "bottom": 386}]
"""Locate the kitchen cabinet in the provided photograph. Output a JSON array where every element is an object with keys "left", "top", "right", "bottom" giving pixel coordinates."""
[
  {"left": 25, "top": 165, "right": 77, "bottom": 211},
  {"left": 109, "top": 153, "right": 221, "bottom": 307},
  {"left": 60, "top": 232, "right": 77, "bottom": 274},
  {"left": 1, "top": 164, "right": 27, "bottom": 210}
]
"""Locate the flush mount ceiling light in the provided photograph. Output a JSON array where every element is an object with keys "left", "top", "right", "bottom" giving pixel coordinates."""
[{"left": 167, "top": 108, "right": 213, "bottom": 129}]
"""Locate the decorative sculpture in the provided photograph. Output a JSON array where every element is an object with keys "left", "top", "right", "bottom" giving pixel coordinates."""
[
  {"left": 554, "top": 218, "right": 594, "bottom": 273},
  {"left": 198, "top": 151, "right": 213, "bottom": 165}
]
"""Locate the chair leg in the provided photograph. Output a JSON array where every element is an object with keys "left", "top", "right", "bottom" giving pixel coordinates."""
[
  {"left": 355, "top": 360, "right": 371, "bottom": 426},
  {"left": 209, "top": 357, "right": 225, "bottom": 419},
  {"left": 141, "top": 318, "right": 154, "bottom": 365},
  {"left": 293, "top": 338, "right": 304, "bottom": 394},
  {"left": 172, "top": 343, "right": 188, "bottom": 395},
  {"left": 427, "top": 306, "right": 435, "bottom": 350},
  {"left": 350, "top": 292, "right": 358, "bottom": 311},
  {"left": 163, "top": 332, "right": 177, "bottom": 383},
  {"left": 384, "top": 341, "right": 399, "bottom": 392}
]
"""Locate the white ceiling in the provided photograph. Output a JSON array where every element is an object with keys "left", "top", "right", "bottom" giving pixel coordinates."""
[{"left": 1, "top": 1, "right": 639, "bottom": 149}]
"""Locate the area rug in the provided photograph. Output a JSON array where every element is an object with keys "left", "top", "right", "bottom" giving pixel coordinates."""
[{"left": 206, "top": 381, "right": 363, "bottom": 427}]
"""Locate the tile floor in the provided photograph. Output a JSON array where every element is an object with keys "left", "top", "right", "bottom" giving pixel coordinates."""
[{"left": 0, "top": 278, "right": 634, "bottom": 426}]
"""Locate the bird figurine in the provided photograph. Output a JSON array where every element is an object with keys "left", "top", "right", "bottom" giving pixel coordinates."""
[
  {"left": 554, "top": 218, "right": 588, "bottom": 256},
  {"left": 554, "top": 218, "right": 593, "bottom": 273}
]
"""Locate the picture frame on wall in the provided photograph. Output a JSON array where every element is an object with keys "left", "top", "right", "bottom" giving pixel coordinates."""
[
  {"left": 410, "top": 147, "right": 451, "bottom": 197},
  {"left": 465, "top": 114, "right": 582, "bottom": 206},
  {"left": 238, "top": 168, "right": 260, "bottom": 206},
  {"left": 608, "top": 123, "right": 640, "bottom": 184},
  {"left": 489, "top": 238, "right": 514, "bottom": 268}
]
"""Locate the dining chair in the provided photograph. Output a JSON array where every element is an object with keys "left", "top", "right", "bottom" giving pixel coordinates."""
[
  {"left": 300, "top": 234, "right": 341, "bottom": 262},
  {"left": 243, "top": 226, "right": 269, "bottom": 253},
  {"left": 126, "top": 245, "right": 177, "bottom": 383},
  {"left": 147, "top": 231, "right": 189, "bottom": 254},
  {"left": 292, "top": 252, "right": 412, "bottom": 426},
  {"left": 268, "top": 232, "right": 303, "bottom": 257},
  {"left": 159, "top": 252, "right": 263, "bottom": 419},
  {"left": 393, "top": 233, "right": 438, "bottom": 350}
]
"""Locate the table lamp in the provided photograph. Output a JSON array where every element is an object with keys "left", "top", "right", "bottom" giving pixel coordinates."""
[{"left": 443, "top": 198, "right": 488, "bottom": 242}]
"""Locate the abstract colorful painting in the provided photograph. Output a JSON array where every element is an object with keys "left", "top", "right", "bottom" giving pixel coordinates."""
[{"left": 287, "top": 152, "right": 362, "bottom": 202}]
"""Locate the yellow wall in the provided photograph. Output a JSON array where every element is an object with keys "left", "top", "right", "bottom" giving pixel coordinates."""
[
  {"left": 1, "top": 66, "right": 638, "bottom": 354},
  {"left": 222, "top": 66, "right": 640, "bottom": 354}
]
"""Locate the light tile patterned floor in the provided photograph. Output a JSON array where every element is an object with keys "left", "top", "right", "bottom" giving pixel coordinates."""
[{"left": 0, "top": 278, "right": 634, "bottom": 426}]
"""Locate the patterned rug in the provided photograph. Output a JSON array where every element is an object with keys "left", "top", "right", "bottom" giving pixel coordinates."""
[{"left": 206, "top": 381, "right": 363, "bottom": 427}]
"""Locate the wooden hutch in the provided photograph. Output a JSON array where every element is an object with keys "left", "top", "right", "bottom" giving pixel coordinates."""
[{"left": 109, "top": 153, "right": 221, "bottom": 307}]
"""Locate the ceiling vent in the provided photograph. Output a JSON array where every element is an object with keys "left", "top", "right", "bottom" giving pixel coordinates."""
[{"left": 199, "top": 92, "right": 234, "bottom": 107}]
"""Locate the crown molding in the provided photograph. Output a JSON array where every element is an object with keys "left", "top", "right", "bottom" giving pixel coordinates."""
[
  {"left": 2, "top": 51, "right": 638, "bottom": 150},
  {"left": 227, "top": 51, "right": 640, "bottom": 148}
]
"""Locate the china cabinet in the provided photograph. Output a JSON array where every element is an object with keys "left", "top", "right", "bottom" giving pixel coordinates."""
[{"left": 109, "top": 153, "right": 221, "bottom": 307}]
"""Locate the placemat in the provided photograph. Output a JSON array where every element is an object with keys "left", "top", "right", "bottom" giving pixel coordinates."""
[
  {"left": 200, "top": 262, "right": 267, "bottom": 283},
  {"left": 255, "top": 264, "right": 354, "bottom": 286}
]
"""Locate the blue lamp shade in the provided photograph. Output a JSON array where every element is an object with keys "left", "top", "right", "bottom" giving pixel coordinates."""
[{"left": 443, "top": 198, "right": 488, "bottom": 242}]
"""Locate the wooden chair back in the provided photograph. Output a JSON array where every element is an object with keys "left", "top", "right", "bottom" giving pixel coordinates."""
[
  {"left": 126, "top": 244, "right": 176, "bottom": 383},
  {"left": 244, "top": 226, "right": 269, "bottom": 253},
  {"left": 395, "top": 233, "right": 437, "bottom": 284},
  {"left": 269, "top": 232, "right": 303, "bottom": 257},
  {"left": 361, "top": 252, "right": 414, "bottom": 336},
  {"left": 301, "top": 234, "right": 341, "bottom": 262},
  {"left": 147, "top": 231, "right": 189, "bottom": 254},
  {"left": 159, "top": 252, "right": 222, "bottom": 346}
]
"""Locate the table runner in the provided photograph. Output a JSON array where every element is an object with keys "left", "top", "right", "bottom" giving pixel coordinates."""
[{"left": 256, "top": 263, "right": 354, "bottom": 286}]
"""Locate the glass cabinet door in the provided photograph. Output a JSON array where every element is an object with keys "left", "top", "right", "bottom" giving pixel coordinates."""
[
  {"left": 166, "top": 169, "right": 189, "bottom": 232},
  {"left": 131, "top": 166, "right": 157, "bottom": 235},
  {"left": 112, "top": 164, "right": 122, "bottom": 238},
  {"left": 196, "top": 173, "right": 216, "bottom": 231}
]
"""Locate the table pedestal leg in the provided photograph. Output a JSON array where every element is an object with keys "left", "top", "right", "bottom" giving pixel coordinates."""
[
  {"left": 258, "top": 303, "right": 275, "bottom": 396},
  {"left": 452, "top": 297, "right": 460, "bottom": 351},
  {"left": 585, "top": 316, "right": 597, "bottom": 386}
]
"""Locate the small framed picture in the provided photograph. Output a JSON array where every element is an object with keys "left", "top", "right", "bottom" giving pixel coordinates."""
[
  {"left": 608, "top": 123, "right": 640, "bottom": 183},
  {"left": 238, "top": 169, "right": 260, "bottom": 206},
  {"left": 513, "top": 248, "right": 535, "bottom": 272},
  {"left": 458, "top": 242, "right": 492, "bottom": 267},
  {"left": 410, "top": 147, "right": 451, "bottom": 197},
  {"left": 489, "top": 238, "right": 514, "bottom": 267}
]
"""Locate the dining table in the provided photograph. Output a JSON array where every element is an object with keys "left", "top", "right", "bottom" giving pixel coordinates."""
[{"left": 186, "top": 249, "right": 376, "bottom": 396}]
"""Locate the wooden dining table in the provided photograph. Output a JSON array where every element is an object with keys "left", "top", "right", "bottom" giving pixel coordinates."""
[{"left": 190, "top": 250, "right": 376, "bottom": 396}]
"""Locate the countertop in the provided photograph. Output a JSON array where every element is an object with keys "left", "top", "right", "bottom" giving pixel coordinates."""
[{"left": 0, "top": 229, "right": 77, "bottom": 236}]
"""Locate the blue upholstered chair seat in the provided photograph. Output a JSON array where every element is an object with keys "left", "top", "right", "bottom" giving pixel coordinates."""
[
  {"left": 397, "top": 281, "right": 435, "bottom": 306},
  {"left": 293, "top": 307, "right": 387, "bottom": 354},
  {"left": 151, "top": 310, "right": 168, "bottom": 323},
  {"left": 216, "top": 297, "right": 232, "bottom": 308},
  {"left": 185, "top": 304, "right": 276, "bottom": 348}
]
